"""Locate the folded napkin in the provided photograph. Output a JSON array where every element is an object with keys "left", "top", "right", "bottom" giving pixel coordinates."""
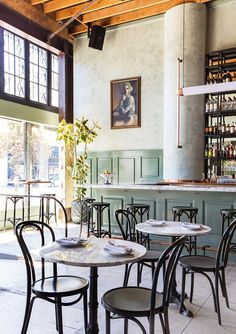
[
  {"left": 182, "top": 222, "right": 203, "bottom": 230},
  {"left": 56, "top": 237, "right": 86, "bottom": 246},
  {"left": 146, "top": 219, "right": 165, "bottom": 226},
  {"left": 104, "top": 241, "right": 134, "bottom": 254}
]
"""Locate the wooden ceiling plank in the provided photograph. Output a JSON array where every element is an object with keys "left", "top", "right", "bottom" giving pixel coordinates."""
[
  {"left": 31, "top": 0, "right": 49, "bottom": 5},
  {"left": 56, "top": 0, "right": 135, "bottom": 21},
  {"left": 79, "top": 0, "right": 185, "bottom": 23},
  {"left": 1, "top": 0, "right": 71, "bottom": 41},
  {"left": 69, "top": 0, "right": 212, "bottom": 35},
  {"left": 44, "top": 0, "right": 88, "bottom": 13}
]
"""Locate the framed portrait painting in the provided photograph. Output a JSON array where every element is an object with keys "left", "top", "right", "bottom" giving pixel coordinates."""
[{"left": 110, "top": 76, "right": 141, "bottom": 129}]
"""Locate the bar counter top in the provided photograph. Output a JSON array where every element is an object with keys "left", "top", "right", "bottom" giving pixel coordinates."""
[{"left": 85, "top": 182, "right": 236, "bottom": 193}]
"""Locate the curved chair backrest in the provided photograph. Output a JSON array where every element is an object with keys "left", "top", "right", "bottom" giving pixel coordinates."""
[
  {"left": 115, "top": 209, "right": 138, "bottom": 242},
  {"left": 150, "top": 236, "right": 187, "bottom": 313},
  {"left": 15, "top": 221, "right": 56, "bottom": 287},
  {"left": 216, "top": 218, "right": 236, "bottom": 269}
]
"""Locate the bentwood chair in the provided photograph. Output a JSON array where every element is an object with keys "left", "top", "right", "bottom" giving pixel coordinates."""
[
  {"left": 101, "top": 235, "right": 187, "bottom": 334},
  {"left": 179, "top": 219, "right": 236, "bottom": 325},
  {"left": 15, "top": 221, "right": 89, "bottom": 334},
  {"left": 115, "top": 209, "right": 162, "bottom": 286}
]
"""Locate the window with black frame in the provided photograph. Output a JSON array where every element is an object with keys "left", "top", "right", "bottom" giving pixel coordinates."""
[{"left": 1, "top": 27, "right": 60, "bottom": 112}]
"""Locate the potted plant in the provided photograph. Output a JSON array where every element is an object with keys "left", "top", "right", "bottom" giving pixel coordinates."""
[{"left": 57, "top": 117, "right": 100, "bottom": 223}]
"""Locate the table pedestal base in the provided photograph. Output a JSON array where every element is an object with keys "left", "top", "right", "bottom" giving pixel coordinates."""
[
  {"left": 87, "top": 267, "right": 99, "bottom": 334},
  {"left": 169, "top": 289, "right": 193, "bottom": 317}
]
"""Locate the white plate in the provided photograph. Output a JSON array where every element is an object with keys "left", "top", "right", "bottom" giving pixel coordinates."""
[
  {"left": 55, "top": 237, "right": 87, "bottom": 248},
  {"left": 182, "top": 223, "right": 202, "bottom": 230},
  {"left": 146, "top": 220, "right": 166, "bottom": 227},
  {"left": 104, "top": 247, "right": 135, "bottom": 256}
]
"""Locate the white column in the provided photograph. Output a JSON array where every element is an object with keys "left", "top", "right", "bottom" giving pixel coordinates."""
[{"left": 163, "top": 3, "right": 206, "bottom": 180}]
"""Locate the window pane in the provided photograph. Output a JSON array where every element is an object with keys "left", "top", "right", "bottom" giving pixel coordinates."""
[
  {"left": 0, "top": 118, "right": 25, "bottom": 184},
  {"left": 30, "top": 63, "right": 38, "bottom": 83},
  {"left": 15, "top": 77, "right": 25, "bottom": 97},
  {"left": 30, "top": 125, "right": 60, "bottom": 188},
  {"left": 3, "top": 30, "right": 25, "bottom": 97},
  {"left": 30, "top": 44, "right": 38, "bottom": 65},
  {"left": 51, "top": 54, "right": 59, "bottom": 107},
  {"left": 39, "top": 85, "right": 47, "bottom": 104},
  {"left": 15, "top": 57, "right": 25, "bottom": 78},
  {"left": 39, "top": 67, "right": 47, "bottom": 86},
  {"left": 4, "top": 30, "right": 14, "bottom": 53},
  {"left": 52, "top": 54, "right": 58, "bottom": 72},
  {"left": 4, "top": 73, "right": 15, "bottom": 94},
  {"left": 51, "top": 89, "right": 59, "bottom": 107},
  {"left": 4, "top": 53, "right": 14, "bottom": 74},
  {"left": 15, "top": 36, "right": 24, "bottom": 58},
  {"left": 30, "top": 82, "right": 38, "bottom": 101},
  {"left": 52, "top": 72, "right": 58, "bottom": 89},
  {"left": 39, "top": 49, "right": 47, "bottom": 68}
]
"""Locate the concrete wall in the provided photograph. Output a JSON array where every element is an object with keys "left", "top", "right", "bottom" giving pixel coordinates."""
[
  {"left": 73, "top": 0, "right": 236, "bottom": 179},
  {"left": 74, "top": 16, "right": 164, "bottom": 151},
  {"left": 207, "top": 0, "right": 236, "bottom": 52}
]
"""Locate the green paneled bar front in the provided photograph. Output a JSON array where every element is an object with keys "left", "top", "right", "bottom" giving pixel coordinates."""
[{"left": 87, "top": 150, "right": 236, "bottom": 256}]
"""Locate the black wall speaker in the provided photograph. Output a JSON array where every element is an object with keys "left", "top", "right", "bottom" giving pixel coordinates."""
[{"left": 88, "top": 25, "right": 106, "bottom": 51}]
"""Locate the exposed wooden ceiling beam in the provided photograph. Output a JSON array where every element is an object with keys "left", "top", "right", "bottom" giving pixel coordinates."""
[
  {"left": 56, "top": 0, "right": 134, "bottom": 21},
  {"left": 31, "top": 0, "right": 49, "bottom": 5},
  {"left": 69, "top": 0, "right": 211, "bottom": 35},
  {"left": 44, "top": 0, "right": 88, "bottom": 14},
  {"left": 80, "top": 0, "right": 177, "bottom": 24},
  {"left": 1, "top": 0, "right": 71, "bottom": 41}
]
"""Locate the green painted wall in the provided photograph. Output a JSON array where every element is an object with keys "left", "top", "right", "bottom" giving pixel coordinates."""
[{"left": 0, "top": 99, "right": 58, "bottom": 126}]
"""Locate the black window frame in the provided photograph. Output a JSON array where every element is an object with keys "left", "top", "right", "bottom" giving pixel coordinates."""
[{"left": 0, "top": 26, "right": 59, "bottom": 113}]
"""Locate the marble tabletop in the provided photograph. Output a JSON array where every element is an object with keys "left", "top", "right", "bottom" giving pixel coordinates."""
[
  {"left": 136, "top": 221, "right": 212, "bottom": 237},
  {"left": 39, "top": 237, "right": 146, "bottom": 267}
]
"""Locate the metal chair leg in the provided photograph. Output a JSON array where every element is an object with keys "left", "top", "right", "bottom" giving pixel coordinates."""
[
  {"left": 105, "top": 310, "right": 111, "bottom": 334},
  {"left": 55, "top": 297, "right": 64, "bottom": 334}
]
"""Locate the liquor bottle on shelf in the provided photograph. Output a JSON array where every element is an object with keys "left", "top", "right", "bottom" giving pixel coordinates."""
[
  {"left": 208, "top": 124, "right": 213, "bottom": 135},
  {"left": 230, "top": 121, "right": 235, "bottom": 134},
  {"left": 226, "top": 123, "right": 231, "bottom": 134},
  {"left": 232, "top": 72, "right": 236, "bottom": 81},
  {"left": 221, "top": 96, "right": 226, "bottom": 110},
  {"left": 212, "top": 122, "right": 218, "bottom": 134},
  {"left": 225, "top": 71, "right": 232, "bottom": 82},
  {"left": 221, "top": 120, "right": 226, "bottom": 134},
  {"left": 212, "top": 143, "right": 218, "bottom": 158},
  {"left": 213, "top": 97, "right": 218, "bottom": 111}
]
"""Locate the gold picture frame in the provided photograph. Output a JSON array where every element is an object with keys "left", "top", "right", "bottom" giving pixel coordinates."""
[{"left": 110, "top": 76, "right": 141, "bottom": 129}]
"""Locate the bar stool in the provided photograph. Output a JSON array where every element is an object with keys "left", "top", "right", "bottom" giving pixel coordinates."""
[
  {"left": 172, "top": 206, "right": 198, "bottom": 254},
  {"left": 87, "top": 202, "right": 111, "bottom": 238},
  {"left": 126, "top": 203, "right": 150, "bottom": 222},
  {"left": 77, "top": 197, "right": 96, "bottom": 236},
  {"left": 39, "top": 194, "right": 57, "bottom": 224},
  {"left": 220, "top": 208, "right": 236, "bottom": 251},
  {"left": 4, "top": 195, "right": 24, "bottom": 231},
  {"left": 127, "top": 203, "right": 150, "bottom": 247}
]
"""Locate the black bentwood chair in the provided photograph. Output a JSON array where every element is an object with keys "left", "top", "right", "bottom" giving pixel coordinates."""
[
  {"left": 115, "top": 209, "right": 162, "bottom": 286},
  {"left": 15, "top": 221, "right": 89, "bottom": 334},
  {"left": 179, "top": 219, "right": 236, "bottom": 325},
  {"left": 101, "top": 235, "right": 187, "bottom": 334}
]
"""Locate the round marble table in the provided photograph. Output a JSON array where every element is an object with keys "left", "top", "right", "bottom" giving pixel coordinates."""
[
  {"left": 39, "top": 237, "right": 146, "bottom": 334},
  {"left": 136, "top": 221, "right": 212, "bottom": 316}
]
